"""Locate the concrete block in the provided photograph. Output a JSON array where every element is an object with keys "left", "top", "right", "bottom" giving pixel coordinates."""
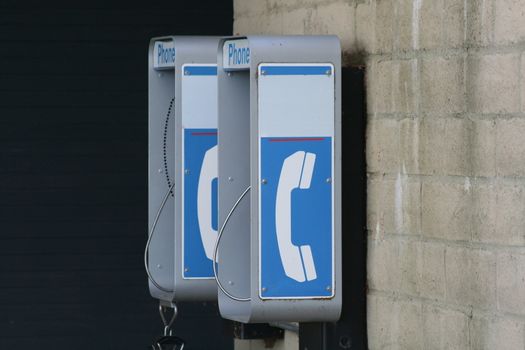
[
  {"left": 391, "top": 59, "right": 417, "bottom": 114},
  {"left": 495, "top": 0, "right": 525, "bottom": 44},
  {"left": 366, "top": 118, "right": 400, "bottom": 173},
  {"left": 443, "top": 0, "right": 466, "bottom": 48},
  {"left": 467, "top": 53, "right": 520, "bottom": 114},
  {"left": 473, "top": 181, "right": 525, "bottom": 246},
  {"left": 419, "top": 0, "right": 464, "bottom": 49},
  {"left": 280, "top": 330, "right": 298, "bottom": 350},
  {"left": 367, "top": 176, "right": 421, "bottom": 236},
  {"left": 471, "top": 119, "right": 496, "bottom": 177},
  {"left": 522, "top": 55, "right": 525, "bottom": 113},
  {"left": 368, "top": 239, "right": 420, "bottom": 296},
  {"left": 367, "top": 294, "right": 422, "bottom": 350},
  {"left": 419, "top": 242, "right": 446, "bottom": 301},
  {"left": 470, "top": 315, "right": 525, "bottom": 350},
  {"left": 492, "top": 183, "right": 525, "bottom": 246},
  {"left": 234, "top": 339, "right": 251, "bottom": 350},
  {"left": 393, "top": 0, "right": 414, "bottom": 51},
  {"left": 445, "top": 247, "right": 497, "bottom": 309},
  {"left": 471, "top": 182, "right": 496, "bottom": 245},
  {"left": 267, "top": 0, "right": 359, "bottom": 11},
  {"left": 422, "top": 305, "right": 469, "bottom": 350},
  {"left": 399, "top": 118, "right": 421, "bottom": 174},
  {"left": 367, "top": 178, "right": 384, "bottom": 236},
  {"left": 421, "top": 56, "right": 465, "bottom": 113},
  {"left": 266, "top": 0, "right": 303, "bottom": 10},
  {"left": 367, "top": 294, "right": 392, "bottom": 350},
  {"left": 234, "top": 0, "right": 267, "bottom": 17},
  {"left": 367, "top": 59, "right": 417, "bottom": 114},
  {"left": 497, "top": 252, "right": 525, "bottom": 315},
  {"left": 264, "top": 12, "right": 284, "bottom": 35},
  {"left": 374, "top": 0, "right": 394, "bottom": 53},
  {"left": 419, "top": 0, "right": 443, "bottom": 49},
  {"left": 420, "top": 118, "right": 471, "bottom": 177},
  {"left": 367, "top": 118, "right": 425, "bottom": 176},
  {"left": 303, "top": 2, "right": 355, "bottom": 52},
  {"left": 497, "top": 118, "right": 525, "bottom": 177},
  {"left": 422, "top": 180, "right": 472, "bottom": 241},
  {"left": 467, "top": 0, "right": 495, "bottom": 46},
  {"left": 280, "top": 7, "right": 309, "bottom": 35},
  {"left": 367, "top": 59, "right": 393, "bottom": 114},
  {"left": 356, "top": 2, "right": 375, "bottom": 54},
  {"left": 233, "top": 12, "right": 283, "bottom": 35}
]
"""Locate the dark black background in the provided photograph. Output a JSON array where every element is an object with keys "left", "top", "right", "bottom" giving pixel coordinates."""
[{"left": 0, "top": 1, "right": 233, "bottom": 349}]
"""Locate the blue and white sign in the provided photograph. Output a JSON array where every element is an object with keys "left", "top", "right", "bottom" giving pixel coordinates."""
[
  {"left": 259, "top": 137, "right": 333, "bottom": 299},
  {"left": 153, "top": 40, "right": 175, "bottom": 69},
  {"left": 181, "top": 64, "right": 218, "bottom": 280},
  {"left": 183, "top": 129, "right": 218, "bottom": 279},
  {"left": 222, "top": 39, "right": 250, "bottom": 70}
]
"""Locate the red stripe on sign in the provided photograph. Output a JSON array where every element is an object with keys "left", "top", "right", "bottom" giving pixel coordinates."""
[
  {"left": 269, "top": 137, "right": 325, "bottom": 142},
  {"left": 191, "top": 132, "right": 218, "bottom": 136}
]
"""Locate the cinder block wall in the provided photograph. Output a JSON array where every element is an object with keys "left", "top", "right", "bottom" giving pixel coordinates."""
[{"left": 234, "top": 0, "right": 525, "bottom": 349}]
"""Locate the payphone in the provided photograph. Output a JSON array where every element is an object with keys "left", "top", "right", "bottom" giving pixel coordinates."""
[
  {"left": 216, "top": 36, "right": 342, "bottom": 322},
  {"left": 147, "top": 36, "right": 220, "bottom": 304}
]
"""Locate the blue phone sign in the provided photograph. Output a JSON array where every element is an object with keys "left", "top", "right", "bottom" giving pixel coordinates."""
[
  {"left": 183, "top": 128, "right": 218, "bottom": 279},
  {"left": 259, "top": 136, "right": 333, "bottom": 298}
]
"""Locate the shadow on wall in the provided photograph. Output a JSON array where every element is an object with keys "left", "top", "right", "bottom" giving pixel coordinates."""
[{"left": 343, "top": 43, "right": 368, "bottom": 67}]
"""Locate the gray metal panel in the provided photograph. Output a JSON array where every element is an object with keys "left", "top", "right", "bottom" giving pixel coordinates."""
[
  {"left": 148, "top": 36, "right": 176, "bottom": 302},
  {"left": 173, "top": 37, "right": 221, "bottom": 301},
  {"left": 217, "top": 35, "right": 342, "bottom": 322},
  {"left": 148, "top": 36, "right": 221, "bottom": 303},
  {"left": 217, "top": 69, "right": 253, "bottom": 321}
]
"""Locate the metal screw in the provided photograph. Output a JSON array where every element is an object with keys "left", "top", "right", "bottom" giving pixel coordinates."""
[
  {"left": 326, "top": 285, "right": 331, "bottom": 291},
  {"left": 184, "top": 267, "right": 189, "bottom": 272},
  {"left": 185, "top": 169, "right": 190, "bottom": 175},
  {"left": 261, "top": 179, "right": 268, "bottom": 185},
  {"left": 227, "top": 72, "right": 232, "bottom": 77},
  {"left": 228, "top": 281, "right": 234, "bottom": 286},
  {"left": 185, "top": 70, "right": 190, "bottom": 75},
  {"left": 228, "top": 176, "right": 234, "bottom": 182},
  {"left": 158, "top": 168, "right": 163, "bottom": 173},
  {"left": 325, "top": 69, "right": 331, "bottom": 75},
  {"left": 261, "top": 70, "right": 266, "bottom": 75},
  {"left": 261, "top": 287, "right": 267, "bottom": 292},
  {"left": 157, "top": 264, "right": 162, "bottom": 269},
  {"left": 158, "top": 73, "right": 162, "bottom": 78},
  {"left": 326, "top": 177, "right": 332, "bottom": 183}
]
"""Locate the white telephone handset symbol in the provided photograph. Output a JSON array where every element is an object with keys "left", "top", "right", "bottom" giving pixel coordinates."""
[
  {"left": 197, "top": 145, "right": 218, "bottom": 262},
  {"left": 275, "top": 151, "right": 317, "bottom": 283}
]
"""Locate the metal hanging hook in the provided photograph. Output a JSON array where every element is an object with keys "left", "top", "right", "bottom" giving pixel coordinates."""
[{"left": 159, "top": 303, "right": 178, "bottom": 336}]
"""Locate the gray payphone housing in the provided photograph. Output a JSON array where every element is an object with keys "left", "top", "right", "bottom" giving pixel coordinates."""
[
  {"left": 217, "top": 36, "right": 342, "bottom": 322},
  {"left": 148, "top": 36, "right": 220, "bottom": 303}
]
